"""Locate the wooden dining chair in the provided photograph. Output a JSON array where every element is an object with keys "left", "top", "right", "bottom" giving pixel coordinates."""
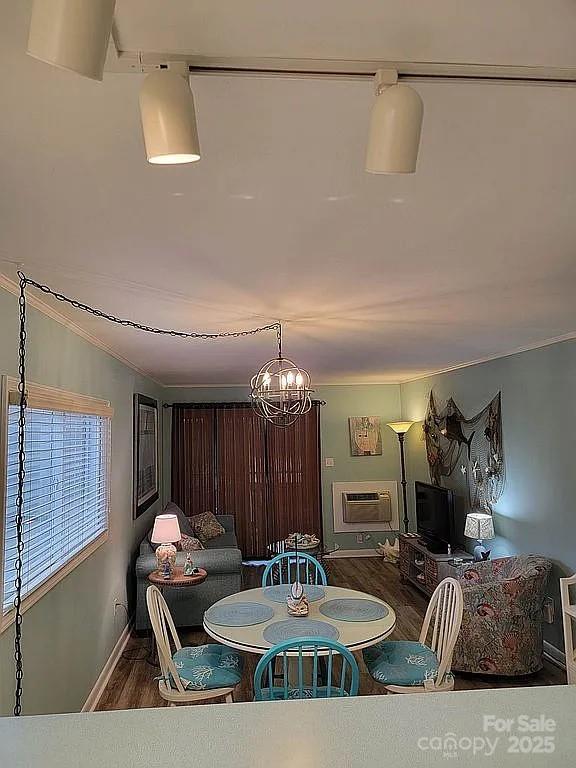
[
  {"left": 146, "top": 585, "right": 244, "bottom": 705},
  {"left": 261, "top": 551, "right": 327, "bottom": 587},
  {"left": 560, "top": 574, "right": 576, "bottom": 684},
  {"left": 254, "top": 637, "right": 359, "bottom": 700},
  {"left": 363, "top": 577, "right": 463, "bottom": 694}
]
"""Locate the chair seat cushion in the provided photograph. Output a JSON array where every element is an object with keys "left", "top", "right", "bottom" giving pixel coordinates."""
[
  {"left": 258, "top": 687, "right": 351, "bottom": 700},
  {"left": 172, "top": 645, "right": 243, "bottom": 690},
  {"left": 363, "top": 640, "right": 439, "bottom": 686}
]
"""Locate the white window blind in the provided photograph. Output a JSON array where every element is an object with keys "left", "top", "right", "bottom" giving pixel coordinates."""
[{"left": 2, "top": 403, "right": 111, "bottom": 615}]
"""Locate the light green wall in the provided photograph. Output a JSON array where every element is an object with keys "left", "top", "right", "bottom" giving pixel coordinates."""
[
  {"left": 0, "top": 287, "right": 163, "bottom": 716},
  {"left": 401, "top": 340, "right": 576, "bottom": 652},
  {"left": 316, "top": 386, "right": 402, "bottom": 550},
  {"left": 162, "top": 385, "right": 403, "bottom": 551}
]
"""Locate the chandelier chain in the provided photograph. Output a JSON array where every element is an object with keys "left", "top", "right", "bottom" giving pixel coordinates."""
[
  {"left": 13, "top": 274, "right": 27, "bottom": 716},
  {"left": 12, "top": 272, "right": 292, "bottom": 716},
  {"left": 11, "top": 273, "right": 315, "bottom": 715},
  {"left": 18, "top": 273, "right": 281, "bottom": 341}
]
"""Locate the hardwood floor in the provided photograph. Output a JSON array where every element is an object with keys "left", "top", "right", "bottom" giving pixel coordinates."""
[{"left": 96, "top": 557, "right": 565, "bottom": 711}]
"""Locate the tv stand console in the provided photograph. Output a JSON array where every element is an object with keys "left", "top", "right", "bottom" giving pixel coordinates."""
[{"left": 399, "top": 534, "right": 473, "bottom": 596}]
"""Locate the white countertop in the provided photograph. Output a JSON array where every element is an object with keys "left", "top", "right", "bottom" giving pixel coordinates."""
[{"left": 1, "top": 686, "right": 575, "bottom": 767}]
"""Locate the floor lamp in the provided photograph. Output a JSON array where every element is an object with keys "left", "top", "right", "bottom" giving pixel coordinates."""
[{"left": 386, "top": 422, "right": 416, "bottom": 534}]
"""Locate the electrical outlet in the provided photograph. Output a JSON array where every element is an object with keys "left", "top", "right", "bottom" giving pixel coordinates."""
[
  {"left": 356, "top": 533, "right": 363, "bottom": 543},
  {"left": 543, "top": 596, "right": 554, "bottom": 624},
  {"left": 324, "top": 457, "right": 335, "bottom": 467},
  {"left": 114, "top": 596, "right": 127, "bottom": 618}
]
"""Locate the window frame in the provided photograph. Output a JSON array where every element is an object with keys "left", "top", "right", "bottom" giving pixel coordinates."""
[{"left": 0, "top": 376, "right": 113, "bottom": 632}]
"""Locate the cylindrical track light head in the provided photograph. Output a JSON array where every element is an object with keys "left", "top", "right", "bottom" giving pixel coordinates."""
[
  {"left": 366, "top": 83, "right": 424, "bottom": 174},
  {"left": 27, "top": 0, "right": 116, "bottom": 82},
  {"left": 139, "top": 70, "right": 201, "bottom": 165}
]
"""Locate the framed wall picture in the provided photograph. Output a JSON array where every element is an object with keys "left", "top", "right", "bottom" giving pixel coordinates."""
[
  {"left": 133, "top": 394, "right": 159, "bottom": 518},
  {"left": 349, "top": 416, "right": 382, "bottom": 456}
]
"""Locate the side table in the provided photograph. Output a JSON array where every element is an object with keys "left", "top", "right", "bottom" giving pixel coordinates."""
[
  {"left": 148, "top": 566, "right": 207, "bottom": 590},
  {"left": 146, "top": 567, "right": 208, "bottom": 665}
]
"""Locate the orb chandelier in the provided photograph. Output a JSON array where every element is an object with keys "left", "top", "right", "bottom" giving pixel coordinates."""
[{"left": 250, "top": 325, "right": 313, "bottom": 427}]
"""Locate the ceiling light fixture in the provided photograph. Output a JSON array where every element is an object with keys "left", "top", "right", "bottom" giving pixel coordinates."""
[
  {"left": 251, "top": 325, "right": 313, "bottom": 428},
  {"left": 365, "top": 70, "right": 424, "bottom": 174},
  {"left": 27, "top": 0, "right": 116, "bottom": 82},
  {"left": 139, "top": 67, "right": 201, "bottom": 165}
]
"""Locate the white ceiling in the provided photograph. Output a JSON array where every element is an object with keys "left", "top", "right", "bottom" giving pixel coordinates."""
[
  {"left": 113, "top": 0, "right": 576, "bottom": 68},
  {"left": 0, "top": 1, "right": 575, "bottom": 385}
]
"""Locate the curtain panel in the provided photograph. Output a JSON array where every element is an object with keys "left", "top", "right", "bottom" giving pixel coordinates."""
[
  {"left": 171, "top": 403, "right": 321, "bottom": 558},
  {"left": 171, "top": 408, "right": 215, "bottom": 516}
]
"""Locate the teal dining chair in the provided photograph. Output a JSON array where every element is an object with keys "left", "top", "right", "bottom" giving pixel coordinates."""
[
  {"left": 254, "top": 637, "right": 359, "bottom": 700},
  {"left": 262, "top": 551, "right": 327, "bottom": 587}
]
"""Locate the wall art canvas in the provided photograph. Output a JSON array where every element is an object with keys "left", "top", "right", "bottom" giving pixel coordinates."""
[
  {"left": 349, "top": 416, "right": 382, "bottom": 456},
  {"left": 133, "top": 394, "right": 159, "bottom": 518}
]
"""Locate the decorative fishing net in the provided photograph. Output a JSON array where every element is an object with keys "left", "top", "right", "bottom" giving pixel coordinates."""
[{"left": 423, "top": 392, "right": 504, "bottom": 511}]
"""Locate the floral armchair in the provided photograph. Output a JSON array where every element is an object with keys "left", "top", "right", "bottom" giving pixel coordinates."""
[{"left": 452, "top": 555, "right": 552, "bottom": 676}]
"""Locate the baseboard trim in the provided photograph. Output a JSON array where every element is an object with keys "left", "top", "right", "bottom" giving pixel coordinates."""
[
  {"left": 324, "top": 549, "right": 380, "bottom": 559},
  {"left": 82, "top": 621, "right": 132, "bottom": 712},
  {"left": 543, "top": 640, "right": 566, "bottom": 671}
]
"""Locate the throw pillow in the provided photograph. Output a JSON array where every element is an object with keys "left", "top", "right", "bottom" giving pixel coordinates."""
[
  {"left": 177, "top": 534, "right": 204, "bottom": 552},
  {"left": 191, "top": 511, "right": 225, "bottom": 543},
  {"left": 163, "top": 501, "right": 194, "bottom": 537}
]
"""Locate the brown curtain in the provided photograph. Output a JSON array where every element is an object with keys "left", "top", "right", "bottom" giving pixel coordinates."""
[
  {"left": 171, "top": 408, "right": 215, "bottom": 516},
  {"left": 266, "top": 405, "right": 322, "bottom": 550},
  {"left": 170, "top": 403, "right": 322, "bottom": 559},
  {"left": 216, "top": 407, "right": 268, "bottom": 559}
]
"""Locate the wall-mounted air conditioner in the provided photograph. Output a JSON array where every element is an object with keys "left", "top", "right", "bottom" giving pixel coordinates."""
[
  {"left": 342, "top": 491, "right": 392, "bottom": 524},
  {"left": 332, "top": 481, "right": 399, "bottom": 533}
]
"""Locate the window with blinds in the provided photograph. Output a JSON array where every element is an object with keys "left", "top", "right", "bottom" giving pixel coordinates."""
[{"left": 1, "top": 380, "right": 112, "bottom": 620}]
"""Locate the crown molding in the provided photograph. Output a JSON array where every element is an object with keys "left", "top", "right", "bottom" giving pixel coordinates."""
[
  {"left": 163, "top": 330, "right": 576, "bottom": 389},
  {"left": 3, "top": 272, "right": 574, "bottom": 390},
  {"left": 399, "top": 331, "right": 576, "bottom": 384},
  {"left": 0, "top": 273, "right": 162, "bottom": 386},
  {"left": 162, "top": 380, "right": 404, "bottom": 389},
  {"left": 163, "top": 383, "right": 251, "bottom": 389}
]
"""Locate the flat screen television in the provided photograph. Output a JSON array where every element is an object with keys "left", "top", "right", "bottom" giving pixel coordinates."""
[{"left": 415, "top": 481, "right": 455, "bottom": 552}]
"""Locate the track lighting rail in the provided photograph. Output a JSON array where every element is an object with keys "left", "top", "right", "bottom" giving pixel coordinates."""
[{"left": 106, "top": 52, "right": 576, "bottom": 85}]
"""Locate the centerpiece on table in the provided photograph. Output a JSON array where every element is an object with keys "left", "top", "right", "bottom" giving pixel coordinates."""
[
  {"left": 285, "top": 531, "right": 320, "bottom": 551},
  {"left": 287, "top": 581, "right": 310, "bottom": 616},
  {"left": 286, "top": 535, "right": 310, "bottom": 616}
]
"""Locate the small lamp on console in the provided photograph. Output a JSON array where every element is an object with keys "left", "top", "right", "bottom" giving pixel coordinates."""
[
  {"left": 151, "top": 514, "right": 181, "bottom": 577},
  {"left": 464, "top": 512, "right": 495, "bottom": 561}
]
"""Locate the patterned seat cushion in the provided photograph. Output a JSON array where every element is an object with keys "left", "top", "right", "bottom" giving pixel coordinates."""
[
  {"left": 172, "top": 645, "right": 243, "bottom": 690},
  {"left": 363, "top": 640, "right": 439, "bottom": 686}
]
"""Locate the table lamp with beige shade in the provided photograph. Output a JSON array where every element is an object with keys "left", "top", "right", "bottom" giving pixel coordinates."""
[
  {"left": 151, "top": 514, "right": 182, "bottom": 577},
  {"left": 464, "top": 512, "right": 495, "bottom": 561}
]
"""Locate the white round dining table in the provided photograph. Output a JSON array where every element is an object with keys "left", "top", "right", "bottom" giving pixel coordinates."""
[{"left": 203, "top": 585, "right": 396, "bottom": 655}]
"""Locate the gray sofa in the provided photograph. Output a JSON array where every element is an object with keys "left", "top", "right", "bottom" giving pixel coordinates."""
[{"left": 135, "top": 509, "right": 242, "bottom": 631}]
